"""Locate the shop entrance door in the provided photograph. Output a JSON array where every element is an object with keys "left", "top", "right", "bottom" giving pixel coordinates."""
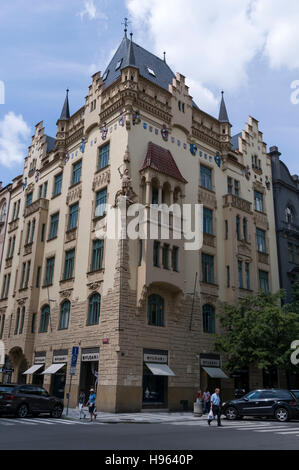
[
  {"left": 51, "top": 366, "right": 67, "bottom": 399},
  {"left": 79, "top": 361, "right": 98, "bottom": 399},
  {"left": 142, "top": 364, "right": 168, "bottom": 408}
]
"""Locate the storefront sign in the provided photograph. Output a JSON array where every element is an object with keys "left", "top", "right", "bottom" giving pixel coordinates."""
[
  {"left": 143, "top": 353, "right": 168, "bottom": 364},
  {"left": 82, "top": 353, "right": 99, "bottom": 362},
  {"left": 34, "top": 353, "right": 46, "bottom": 364},
  {"left": 53, "top": 355, "right": 68, "bottom": 364},
  {"left": 200, "top": 354, "right": 220, "bottom": 367}
]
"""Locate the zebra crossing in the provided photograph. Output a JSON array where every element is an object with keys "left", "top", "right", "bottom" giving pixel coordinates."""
[
  {"left": 0, "top": 417, "right": 109, "bottom": 427},
  {"left": 165, "top": 419, "right": 299, "bottom": 438}
]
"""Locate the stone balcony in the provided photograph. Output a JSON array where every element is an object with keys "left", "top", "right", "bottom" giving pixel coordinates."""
[
  {"left": 258, "top": 252, "right": 269, "bottom": 265},
  {"left": 223, "top": 194, "right": 252, "bottom": 213},
  {"left": 8, "top": 218, "right": 19, "bottom": 233},
  {"left": 203, "top": 233, "right": 216, "bottom": 248},
  {"left": 24, "top": 198, "right": 49, "bottom": 218},
  {"left": 24, "top": 243, "right": 33, "bottom": 256},
  {"left": 5, "top": 258, "right": 13, "bottom": 269},
  {"left": 65, "top": 227, "right": 77, "bottom": 244}
]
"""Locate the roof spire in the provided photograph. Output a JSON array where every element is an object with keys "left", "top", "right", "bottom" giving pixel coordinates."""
[
  {"left": 125, "top": 32, "right": 136, "bottom": 66},
  {"left": 60, "top": 89, "right": 70, "bottom": 120},
  {"left": 122, "top": 17, "right": 130, "bottom": 38},
  {"left": 218, "top": 90, "right": 229, "bottom": 123},
  {"left": 163, "top": 52, "right": 166, "bottom": 63}
]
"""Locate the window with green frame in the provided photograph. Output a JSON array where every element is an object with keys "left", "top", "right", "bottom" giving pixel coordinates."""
[
  {"left": 236, "top": 215, "right": 241, "bottom": 240},
  {"left": 64, "top": 249, "right": 75, "bottom": 280},
  {"left": 26, "top": 192, "right": 33, "bottom": 207},
  {"left": 202, "top": 253, "right": 214, "bottom": 284},
  {"left": 200, "top": 165, "right": 212, "bottom": 190},
  {"left": 256, "top": 228, "right": 267, "bottom": 253},
  {"left": 72, "top": 160, "right": 82, "bottom": 185},
  {"left": 95, "top": 189, "right": 107, "bottom": 218},
  {"left": 243, "top": 218, "right": 248, "bottom": 242},
  {"left": 25, "top": 221, "right": 31, "bottom": 245},
  {"left": 54, "top": 173, "right": 63, "bottom": 197},
  {"left": 49, "top": 213, "right": 59, "bottom": 240},
  {"left": 162, "top": 244, "right": 170, "bottom": 270},
  {"left": 172, "top": 247, "right": 179, "bottom": 272},
  {"left": 44, "top": 257, "right": 55, "bottom": 286},
  {"left": 203, "top": 208, "right": 213, "bottom": 235},
  {"left": 15, "top": 308, "right": 20, "bottom": 335},
  {"left": 31, "top": 219, "right": 36, "bottom": 243},
  {"left": 254, "top": 191, "right": 264, "bottom": 212},
  {"left": 59, "top": 300, "right": 70, "bottom": 330},
  {"left": 40, "top": 305, "right": 50, "bottom": 333},
  {"left": 91, "top": 239, "right": 104, "bottom": 272},
  {"left": 245, "top": 262, "right": 250, "bottom": 290},
  {"left": 20, "top": 263, "right": 26, "bottom": 290},
  {"left": 259, "top": 270, "right": 269, "bottom": 292},
  {"left": 238, "top": 260, "right": 243, "bottom": 288},
  {"left": 98, "top": 143, "right": 110, "bottom": 170},
  {"left": 68, "top": 203, "right": 79, "bottom": 230},
  {"left": 148, "top": 294, "right": 164, "bottom": 327},
  {"left": 88, "top": 293, "right": 101, "bottom": 325},
  {"left": 203, "top": 304, "right": 215, "bottom": 333},
  {"left": 153, "top": 241, "right": 160, "bottom": 267},
  {"left": 0, "top": 315, "right": 5, "bottom": 339},
  {"left": 19, "top": 307, "right": 25, "bottom": 335},
  {"left": 24, "top": 262, "right": 30, "bottom": 289}
]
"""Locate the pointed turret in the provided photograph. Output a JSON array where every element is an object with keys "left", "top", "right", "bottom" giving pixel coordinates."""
[
  {"left": 60, "top": 89, "right": 70, "bottom": 121},
  {"left": 219, "top": 91, "right": 229, "bottom": 123}
]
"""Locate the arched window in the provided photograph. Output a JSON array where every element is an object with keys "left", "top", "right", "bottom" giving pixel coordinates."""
[
  {"left": 148, "top": 294, "right": 164, "bottom": 327},
  {"left": 203, "top": 304, "right": 215, "bottom": 334},
  {"left": 88, "top": 293, "right": 101, "bottom": 326},
  {"left": 0, "top": 202, "right": 6, "bottom": 222},
  {"left": 59, "top": 300, "right": 70, "bottom": 330},
  {"left": 40, "top": 305, "right": 50, "bottom": 333}
]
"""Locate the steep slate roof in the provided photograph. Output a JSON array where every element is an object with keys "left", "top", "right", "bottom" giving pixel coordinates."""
[
  {"left": 46, "top": 136, "right": 56, "bottom": 152},
  {"left": 103, "top": 36, "right": 176, "bottom": 92},
  {"left": 141, "top": 142, "right": 187, "bottom": 183},
  {"left": 60, "top": 90, "right": 70, "bottom": 120},
  {"left": 219, "top": 91, "right": 230, "bottom": 123}
]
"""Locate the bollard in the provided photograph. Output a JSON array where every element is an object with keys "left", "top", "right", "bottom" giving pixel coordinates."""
[{"left": 194, "top": 401, "right": 203, "bottom": 417}]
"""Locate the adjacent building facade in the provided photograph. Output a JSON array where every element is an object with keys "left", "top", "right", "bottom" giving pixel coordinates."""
[
  {"left": 0, "top": 182, "right": 12, "bottom": 272},
  {"left": 0, "top": 33, "right": 281, "bottom": 411},
  {"left": 270, "top": 146, "right": 299, "bottom": 303}
]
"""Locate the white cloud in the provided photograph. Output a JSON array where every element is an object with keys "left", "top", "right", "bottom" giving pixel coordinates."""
[
  {"left": 126, "top": 0, "right": 299, "bottom": 110},
  {"left": 79, "top": 0, "right": 108, "bottom": 21},
  {"left": 0, "top": 112, "right": 31, "bottom": 168}
]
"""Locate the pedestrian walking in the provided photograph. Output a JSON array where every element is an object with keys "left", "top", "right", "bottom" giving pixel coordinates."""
[
  {"left": 203, "top": 389, "right": 211, "bottom": 414},
  {"left": 78, "top": 390, "right": 86, "bottom": 420},
  {"left": 208, "top": 388, "right": 222, "bottom": 427},
  {"left": 86, "top": 388, "right": 97, "bottom": 422}
]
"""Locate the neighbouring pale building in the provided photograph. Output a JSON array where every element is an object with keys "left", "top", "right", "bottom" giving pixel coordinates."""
[
  {"left": 0, "top": 182, "right": 12, "bottom": 272},
  {"left": 0, "top": 31, "right": 280, "bottom": 411}
]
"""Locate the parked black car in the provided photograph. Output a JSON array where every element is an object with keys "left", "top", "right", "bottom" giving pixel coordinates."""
[
  {"left": 0, "top": 384, "right": 64, "bottom": 418},
  {"left": 222, "top": 389, "right": 299, "bottom": 422}
]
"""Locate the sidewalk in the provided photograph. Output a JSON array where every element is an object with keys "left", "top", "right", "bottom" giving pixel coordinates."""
[{"left": 63, "top": 407, "right": 208, "bottom": 424}]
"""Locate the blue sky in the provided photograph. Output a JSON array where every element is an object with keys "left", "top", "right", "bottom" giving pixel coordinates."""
[{"left": 0, "top": 0, "right": 299, "bottom": 186}]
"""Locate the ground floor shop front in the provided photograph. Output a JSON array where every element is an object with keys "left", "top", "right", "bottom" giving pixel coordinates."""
[{"left": 3, "top": 344, "right": 292, "bottom": 412}]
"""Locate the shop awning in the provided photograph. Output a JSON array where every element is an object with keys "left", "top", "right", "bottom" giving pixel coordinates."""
[
  {"left": 42, "top": 364, "right": 66, "bottom": 375},
  {"left": 145, "top": 363, "right": 175, "bottom": 377},
  {"left": 23, "top": 364, "right": 44, "bottom": 375},
  {"left": 202, "top": 367, "right": 228, "bottom": 379}
]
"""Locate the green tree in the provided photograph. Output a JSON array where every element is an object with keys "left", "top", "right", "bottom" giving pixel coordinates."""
[{"left": 214, "top": 290, "right": 299, "bottom": 380}]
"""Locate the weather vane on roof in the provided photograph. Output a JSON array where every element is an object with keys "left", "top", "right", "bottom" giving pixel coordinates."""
[{"left": 122, "top": 17, "right": 131, "bottom": 38}]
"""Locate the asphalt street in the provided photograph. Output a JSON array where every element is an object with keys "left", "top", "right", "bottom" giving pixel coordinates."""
[{"left": 1, "top": 416, "right": 299, "bottom": 450}]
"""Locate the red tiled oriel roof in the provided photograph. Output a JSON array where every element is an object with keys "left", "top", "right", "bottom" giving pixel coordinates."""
[{"left": 140, "top": 142, "right": 187, "bottom": 183}]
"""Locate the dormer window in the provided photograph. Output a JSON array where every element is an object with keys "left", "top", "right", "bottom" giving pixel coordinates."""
[
  {"left": 115, "top": 59, "right": 123, "bottom": 71},
  {"left": 147, "top": 67, "right": 156, "bottom": 77},
  {"left": 102, "top": 70, "right": 109, "bottom": 81}
]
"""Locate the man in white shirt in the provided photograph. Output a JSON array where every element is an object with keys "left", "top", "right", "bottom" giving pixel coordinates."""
[{"left": 208, "top": 388, "right": 222, "bottom": 426}]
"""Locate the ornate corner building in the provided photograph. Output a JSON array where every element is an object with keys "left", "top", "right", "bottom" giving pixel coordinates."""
[{"left": 0, "top": 32, "right": 281, "bottom": 411}]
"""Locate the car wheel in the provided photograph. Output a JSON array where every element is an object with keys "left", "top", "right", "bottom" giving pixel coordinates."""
[
  {"left": 275, "top": 407, "right": 289, "bottom": 422},
  {"left": 17, "top": 404, "right": 29, "bottom": 419},
  {"left": 225, "top": 407, "right": 238, "bottom": 420},
  {"left": 51, "top": 405, "right": 63, "bottom": 419}
]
